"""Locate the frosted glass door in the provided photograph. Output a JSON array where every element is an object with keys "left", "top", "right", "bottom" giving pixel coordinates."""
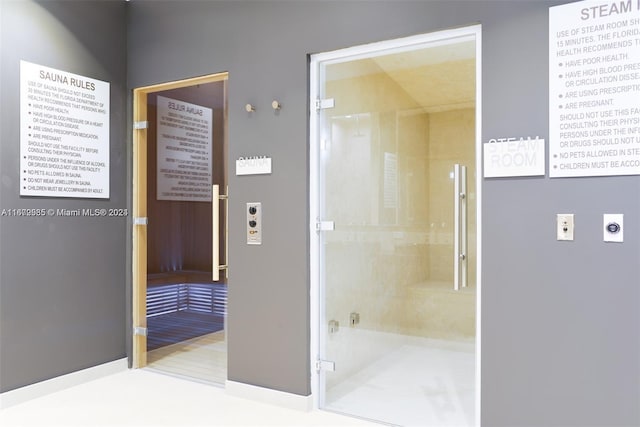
[{"left": 315, "top": 32, "right": 478, "bottom": 426}]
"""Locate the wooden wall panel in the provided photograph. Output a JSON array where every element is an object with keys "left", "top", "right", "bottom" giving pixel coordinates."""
[{"left": 146, "top": 87, "right": 227, "bottom": 278}]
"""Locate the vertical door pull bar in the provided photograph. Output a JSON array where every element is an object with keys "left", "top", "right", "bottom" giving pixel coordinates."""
[
  {"left": 454, "top": 164, "right": 461, "bottom": 291},
  {"left": 212, "top": 185, "right": 229, "bottom": 281},
  {"left": 460, "top": 166, "right": 468, "bottom": 288},
  {"left": 453, "top": 165, "right": 468, "bottom": 291}
]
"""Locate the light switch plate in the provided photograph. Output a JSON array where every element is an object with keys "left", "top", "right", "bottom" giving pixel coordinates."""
[
  {"left": 247, "top": 202, "right": 262, "bottom": 245},
  {"left": 603, "top": 213, "right": 623, "bottom": 243},
  {"left": 557, "top": 214, "right": 574, "bottom": 241}
]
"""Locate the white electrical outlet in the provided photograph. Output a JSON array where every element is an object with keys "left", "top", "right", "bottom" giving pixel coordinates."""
[{"left": 557, "top": 214, "right": 574, "bottom": 241}]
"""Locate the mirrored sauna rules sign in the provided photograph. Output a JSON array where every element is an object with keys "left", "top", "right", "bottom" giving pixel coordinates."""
[{"left": 156, "top": 96, "right": 212, "bottom": 202}]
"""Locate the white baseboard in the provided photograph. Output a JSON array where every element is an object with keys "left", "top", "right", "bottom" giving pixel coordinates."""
[
  {"left": 0, "top": 358, "right": 128, "bottom": 409},
  {"left": 225, "top": 380, "right": 312, "bottom": 412}
]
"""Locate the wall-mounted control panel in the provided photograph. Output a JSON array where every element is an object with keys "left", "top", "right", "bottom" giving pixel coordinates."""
[
  {"left": 247, "top": 202, "right": 262, "bottom": 245},
  {"left": 557, "top": 213, "right": 574, "bottom": 241},
  {"left": 603, "top": 213, "right": 623, "bottom": 243}
]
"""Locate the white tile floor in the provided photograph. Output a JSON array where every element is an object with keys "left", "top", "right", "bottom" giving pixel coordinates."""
[
  {"left": 1, "top": 332, "right": 475, "bottom": 427},
  {"left": 325, "top": 343, "right": 475, "bottom": 426},
  {"left": 0, "top": 369, "right": 379, "bottom": 427}
]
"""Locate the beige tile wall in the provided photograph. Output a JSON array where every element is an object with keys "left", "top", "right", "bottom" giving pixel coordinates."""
[{"left": 324, "top": 70, "right": 476, "bottom": 342}]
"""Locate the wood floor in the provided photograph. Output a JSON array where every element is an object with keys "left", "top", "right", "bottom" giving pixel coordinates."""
[
  {"left": 147, "top": 310, "right": 224, "bottom": 351},
  {"left": 146, "top": 330, "right": 227, "bottom": 384}
]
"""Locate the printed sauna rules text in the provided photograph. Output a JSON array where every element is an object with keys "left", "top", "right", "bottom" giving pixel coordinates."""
[
  {"left": 156, "top": 96, "right": 212, "bottom": 202},
  {"left": 549, "top": 0, "right": 640, "bottom": 177},
  {"left": 20, "top": 61, "right": 110, "bottom": 197}
]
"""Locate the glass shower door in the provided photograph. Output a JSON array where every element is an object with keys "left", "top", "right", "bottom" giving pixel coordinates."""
[{"left": 315, "top": 30, "right": 478, "bottom": 426}]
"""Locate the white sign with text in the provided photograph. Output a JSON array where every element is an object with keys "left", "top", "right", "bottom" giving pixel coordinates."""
[
  {"left": 483, "top": 137, "right": 546, "bottom": 178},
  {"left": 235, "top": 156, "right": 272, "bottom": 175},
  {"left": 549, "top": 0, "right": 640, "bottom": 177},
  {"left": 20, "top": 61, "right": 110, "bottom": 198}
]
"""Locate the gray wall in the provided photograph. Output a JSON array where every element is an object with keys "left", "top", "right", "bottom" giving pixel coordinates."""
[
  {"left": 0, "top": 1, "right": 128, "bottom": 392},
  {"left": 128, "top": 2, "right": 639, "bottom": 426},
  {"left": 0, "top": 1, "right": 637, "bottom": 426}
]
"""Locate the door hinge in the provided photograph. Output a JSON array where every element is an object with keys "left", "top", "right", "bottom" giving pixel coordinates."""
[
  {"left": 133, "top": 217, "right": 148, "bottom": 226},
  {"left": 133, "top": 121, "right": 149, "bottom": 130},
  {"left": 316, "top": 220, "right": 335, "bottom": 231},
  {"left": 315, "top": 359, "right": 336, "bottom": 373},
  {"left": 315, "top": 98, "right": 335, "bottom": 111},
  {"left": 133, "top": 326, "right": 148, "bottom": 337}
]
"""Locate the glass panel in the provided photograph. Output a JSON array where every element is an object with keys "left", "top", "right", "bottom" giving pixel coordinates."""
[
  {"left": 319, "top": 38, "right": 476, "bottom": 426},
  {"left": 145, "top": 81, "right": 228, "bottom": 384}
]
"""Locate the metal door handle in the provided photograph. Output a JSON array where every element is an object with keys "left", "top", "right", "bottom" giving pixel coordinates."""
[
  {"left": 212, "top": 184, "right": 228, "bottom": 281},
  {"left": 454, "top": 164, "right": 467, "bottom": 291}
]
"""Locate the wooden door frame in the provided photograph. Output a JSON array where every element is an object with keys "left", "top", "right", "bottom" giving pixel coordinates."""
[{"left": 132, "top": 72, "right": 229, "bottom": 368}]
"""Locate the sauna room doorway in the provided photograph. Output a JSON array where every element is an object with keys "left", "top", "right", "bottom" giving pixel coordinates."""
[{"left": 132, "top": 72, "right": 229, "bottom": 385}]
